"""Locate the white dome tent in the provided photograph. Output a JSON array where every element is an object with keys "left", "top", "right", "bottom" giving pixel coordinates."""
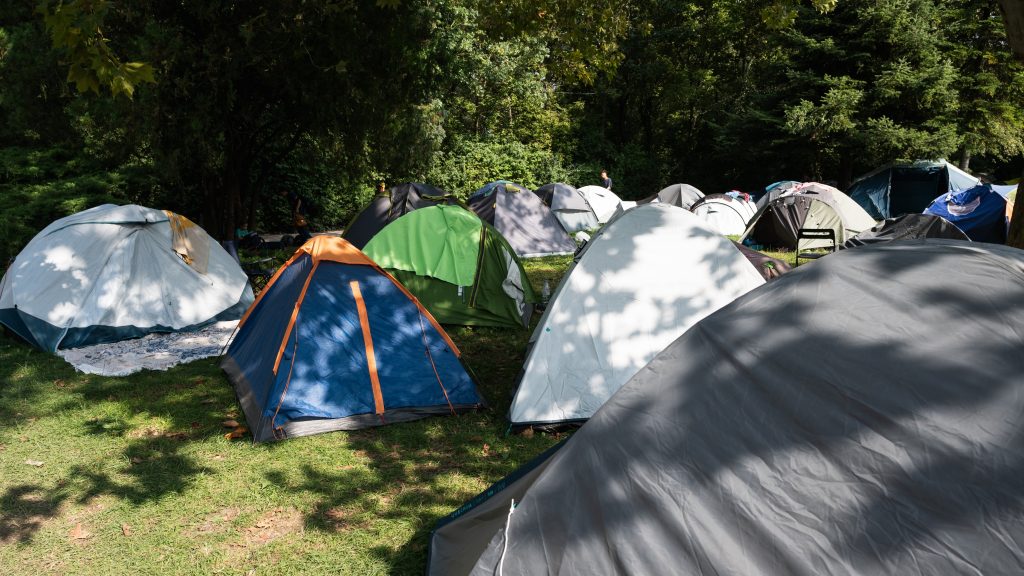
[
  {"left": 508, "top": 204, "right": 765, "bottom": 428},
  {"left": 689, "top": 193, "right": 758, "bottom": 236},
  {"left": 0, "top": 204, "right": 254, "bottom": 351},
  {"left": 577, "top": 185, "right": 627, "bottom": 223}
]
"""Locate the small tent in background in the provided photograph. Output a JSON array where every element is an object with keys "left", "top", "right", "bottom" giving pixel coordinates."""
[
  {"left": 507, "top": 204, "right": 764, "bottom": 429},
  {"left": 842, "top": 213, "right": 969, "bottom": 248},
  {"left": 848, "top": 160, "right": 980, "bottom": 219},
  {"left": 924, "top": 183, "right": 1008, "bottom": 243},
  {"left": 741, "top": 182, "right": 876, "bottom": 249},
  {"left": 221, "top": 236, "right": 483, "bottom": 442},
  {"left": 0, "top": 204, "right": 253, "bottom": 351},
  {"left": 343, "top": 182, "right": 456, "bottom": 249},
  {"left": 638, "top": 183, "right": 705, "bottom": 210},
  {"left": 534, "top": 183, "right": 599, "bottom": 233},
  {"left": 689, "top": 193, "right": 758, "bottom": 236},
  {"left": 467, "top": 181, "right": 577, "bottom": 257},
  {"left": 577, "top": 185, "right": 625, "bottom": 223},
  {"left": 431, "top": 240, "right": 1024, "bottom": 576},
  {"left": 363, "top": 205, "right": 537, "bottom": 328}
]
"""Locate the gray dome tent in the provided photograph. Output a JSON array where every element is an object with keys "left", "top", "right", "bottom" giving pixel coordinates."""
[
  {"left": 429, "top": 240, "right": 1024, "bottom": 575},
  {"left": 468, "top": 181, "right": 577, "bottom": 257},
  {"left": 533, "top": 182, "right": 599, "bottom": 233},
  {"left": 638, "top": 183, "right": 705, "bottom": 210},
  {"left": 740, "top": 182, "right": 876, "bottom": 249}
]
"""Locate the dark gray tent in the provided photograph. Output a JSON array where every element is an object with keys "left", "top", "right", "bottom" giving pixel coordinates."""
[
  {"left": 848, "top": 160, "right": 979, "bottom": 219},
  {"left": 468, "top": 181, "right": 577, "bottom": 257},
  {"left": 342, "top": 182, "right": 455, "bottom": 249},
  {"left": 429, "top": 240, "right": 1024, "bottom": 576},
  {"left": 534, "top": 183, "right": 600, "bottom": 233},
  {"left": 638, "top": 183, "right": 705, "bottom": 210},
  {"left": 842, "top": 213, "right": 969, "bottom": 248}
]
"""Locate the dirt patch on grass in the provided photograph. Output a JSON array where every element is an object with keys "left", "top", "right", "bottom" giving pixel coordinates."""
[
  {"left": 243, "top": 507, "right": 304, "bottom": 546},
  {"left": 188, "top": 506, "right": 241, "bottom": 536}
]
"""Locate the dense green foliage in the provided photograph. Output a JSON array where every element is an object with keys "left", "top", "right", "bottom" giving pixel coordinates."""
[{"left": 1, "top": 0, "right": 1022, "bottom": 258}]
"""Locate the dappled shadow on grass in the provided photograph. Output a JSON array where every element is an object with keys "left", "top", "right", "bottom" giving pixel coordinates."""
[{"left": 0, "top": 335, "right": 231, "bottom": 543}]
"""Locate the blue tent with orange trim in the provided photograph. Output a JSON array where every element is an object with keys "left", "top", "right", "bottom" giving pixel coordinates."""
[{"left": 220, "top": 236, "right": 484, "bottom": 442}]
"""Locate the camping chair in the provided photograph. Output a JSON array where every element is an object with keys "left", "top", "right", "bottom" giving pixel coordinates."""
[
  {"left": 222, "top": 240, "right": 276, "bottom": 294},
  {"left": 795, "top": 228, "right": 836, "bottom": 266}
]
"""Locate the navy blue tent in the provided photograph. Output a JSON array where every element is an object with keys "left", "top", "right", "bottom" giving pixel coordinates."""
[
  {"left": 221, "top": 236, "right": 484, "bottom": 442},
  {"left": 848, "top": 161, "right": 979, "bottom": 219},
  {"left": 924, "top": 184, "right": 1007, "bottom": 244}
]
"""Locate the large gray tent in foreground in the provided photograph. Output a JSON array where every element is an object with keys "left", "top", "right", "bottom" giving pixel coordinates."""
[{"left": 429, "top": 240, "right": 1024, "bottom": 575}]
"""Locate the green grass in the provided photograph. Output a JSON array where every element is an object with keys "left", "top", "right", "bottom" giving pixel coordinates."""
[{"left": 0, "top": 256, "right": 573, "bottom": 575}]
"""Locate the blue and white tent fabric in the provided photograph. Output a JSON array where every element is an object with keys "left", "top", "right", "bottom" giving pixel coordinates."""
[
  {"left": 0, "top": 204, "right": 253, "bottom": 351},
  {"left": 848, "top": 160, "right": 980, "bottom": 219},
  {"left": 924, "top": 183, "right": 1007, "bottom": 243}
]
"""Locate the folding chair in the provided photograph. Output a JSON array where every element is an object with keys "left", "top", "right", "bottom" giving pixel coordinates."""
[
  {"left": 222, "top": 240, "right": 276, "bottom": 294},
  {"left": 795, "top": 228, "right": 836, "bottom": 266}
]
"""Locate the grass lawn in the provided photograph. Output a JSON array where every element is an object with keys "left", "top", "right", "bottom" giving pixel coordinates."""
[{"left": 0, "top": 255, "right": 572, "bottom": 576}]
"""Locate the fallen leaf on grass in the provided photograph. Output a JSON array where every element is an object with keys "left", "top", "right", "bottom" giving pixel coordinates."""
[
  {"left": 221, "top": 419, "right": 240, "bottom": 428},
  {"left": 121, "top": 524, "right": 132, "bottom": 537},
  {"left": 200, "top": 398, "right": 217, "bottom": 405},
  {"left": 69, "top": 523, "right": 91, "bottom": 540},
  {"left": 25, "top": 459, "right": 44, "bottom": 467},
  {"left": 224, "top": 426, "right": 249, "bottom": 440},
  {"left": 130, "top": 456, "right": 145, "bottom": 464},
  {"left": 164, "top": 431, "right": 189, "bottom": 440},
  {"left": 481, "top": 444, "right": 490, "bottom": 457},
  {"left": 521, "top": 427, "right": 535, "bottom": 438}
]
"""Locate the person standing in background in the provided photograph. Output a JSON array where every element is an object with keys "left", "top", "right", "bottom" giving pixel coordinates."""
[
  {"left": 279, "top": 189, "right": 312, "bottom": 244},
  {"left": 600, "top": 169, "right": 613, "bottom": 190}
]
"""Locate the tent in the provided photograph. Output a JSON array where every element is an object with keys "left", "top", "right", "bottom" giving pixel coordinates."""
[
  {"left": 507, "top": 204, "right": 764, "bottom": 429},
  {"left": 638, "top": 183, "right": 705, "bottom": 210},
  {"left": 429, "top": 240, "right": 1024, "bottom": 576},
  {"left": 362, "top": 205, "right": 537, "bottom": 328},
  {"left": 533, "top": 183, "right": 600, "bottom": 234},
  {"left": 740, "top": 182, "right": 876, "bottom": 249},
  {"left": 467, "top": 181, "right": 577, "bottom": 257},
  {"left": 689, "top": 193, "right": 758, "bottom": 236},
  {"left": 220, "top": 236, "right": 482, "bottom": 442},
  {"left": 577, "top": 185, "right": 625, "bottom": 223},
  {"left": 756, "top": 180, "right": 800, "bottom": 209},
  {"left": 343, "top": 182, "right": 456, "bottom": 249},
  {"left": 848, "top": 160, "right": 980, "bottom": 219},
  {"left": 0, "top": 204, "right": 253, "bottom": 351},
  {"left": 924, "top": 183, "right": 1008, "bottom": 243},
  {"left": 842, "top": 213, "right": 969, "bottom": 248}
]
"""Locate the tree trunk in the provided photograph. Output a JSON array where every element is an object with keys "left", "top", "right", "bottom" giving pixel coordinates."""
[
  {"left": 997, "top": 1, "right": 1024, "bottom": 247},
  {"left": 959, "top": 149, "right": 971, "bottom": 171}
]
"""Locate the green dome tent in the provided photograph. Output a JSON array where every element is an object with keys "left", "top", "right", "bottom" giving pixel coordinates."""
[{"left": 363, "top": 205, "right": 537, "bottom": 329}]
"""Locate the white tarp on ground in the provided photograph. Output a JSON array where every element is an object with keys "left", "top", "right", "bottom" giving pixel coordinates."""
[
  {"left": 508, "top": 204, "right": 765, "bottom": 427},
  {"left": 56, "top": 320, "right": 238, "bottom": 376},
  {"left": 577, "top": 185, "right": 625, "bottom": 223}
]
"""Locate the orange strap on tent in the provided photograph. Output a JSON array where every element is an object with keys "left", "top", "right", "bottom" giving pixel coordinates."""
[
  {"left": 273, "top": 261, "right": 319, "bottom": 375},
  {"left": 350, "top": 281, "right": 385, "bottom": 415}
]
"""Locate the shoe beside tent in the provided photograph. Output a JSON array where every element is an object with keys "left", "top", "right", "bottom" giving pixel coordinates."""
[
  {"left": 343, "top": 182, "right": 456, "bottom": 249},
  {"left": 740, "top": 182, "right": 876, "bottom": 249},
  {"left": 467, "top": 181, "right": 576, "bottom": 257},
  {"left": 221, "top": 236, "right": 483, "bottom": 442},
  {"left": 842, "top": 213, "right": 969, "bottom": 248},
  {"left": 689, "top": 193, "right": 758, "bottom": 236},
  {"left": 638, "top": 183, "right": 705, "bottom": 210},
  {"left": 363, "top": 205, "right": 537, "bottom": 329},
  {"left": 507, "top": 204, "right": 765, "bottom": 429},
  {"left": 924, "top": 183, "right": 1008, "bottom": 243},
  {"left": 577, "top": 185, "right": 625, "bottom": 223},
  {"left": 848, "top": 160, "right": 980, "bottom": 219},
  {"left": 0, "top": 204, "right": 253, "bottom": 351},
  {"left": 430, "top": 240, "right": 1024, "bottom": 576},
  {"left": 533, "top": 183, "right": 600, "bottom": 233}
]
